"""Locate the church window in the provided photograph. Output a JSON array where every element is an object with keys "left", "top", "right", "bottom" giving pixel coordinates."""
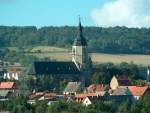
[{"left": 72, "top": 48, "right": 75, "bottom": 55}]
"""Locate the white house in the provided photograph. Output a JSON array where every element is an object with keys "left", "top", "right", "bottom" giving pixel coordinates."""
[{"left": 83, "top": 97, "right": 92, "bottom": 106}]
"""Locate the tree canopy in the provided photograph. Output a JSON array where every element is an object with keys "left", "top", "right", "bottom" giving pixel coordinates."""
[{"left": 1, "top": 26, "right": 150, "bottom": 54}]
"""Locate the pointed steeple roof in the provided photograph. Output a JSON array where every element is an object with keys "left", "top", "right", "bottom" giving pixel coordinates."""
[{"left": 73, "top": 17, "right": 87, "bottom": 46}]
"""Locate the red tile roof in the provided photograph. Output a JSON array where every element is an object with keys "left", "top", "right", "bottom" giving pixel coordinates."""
[
  {"left": 29, "top": 92, "right": 44, "bottom": 100},
  {"left": 29, "top": 92, "right": 57, "bottom": 100},
  {"left": 87, "top": 85, "right": 95, "bottom": 93},
  {"left": 44, "top": 93, "right": 56, "bottom": 97},
  {"left": 0, "top": 82, "right": 16, "bottom": 89},
  {"left": 75, "top": 93, "right": 95, "bottom": 98},
  {"left": 95, "top": 84, "right": 109, "bottom": 92},
  {"left": 75, "top": 93, "right": 98, "bottom": 103},
  {"left": 128, "top": 86, "right": 148, "bottom": 96}
]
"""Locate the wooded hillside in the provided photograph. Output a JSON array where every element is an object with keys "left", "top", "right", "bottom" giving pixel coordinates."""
[{"left": 1, "top": 26, "right": 150, "bottom": 54}]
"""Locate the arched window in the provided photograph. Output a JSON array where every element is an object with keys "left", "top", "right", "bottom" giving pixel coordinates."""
[{"left": 72, "top": 48, "right": 75, "bottom": 55}]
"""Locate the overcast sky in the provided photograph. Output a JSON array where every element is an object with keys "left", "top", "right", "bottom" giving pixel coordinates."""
[{"left": 0, "top": 0, "right": 150, "bottom": 28}]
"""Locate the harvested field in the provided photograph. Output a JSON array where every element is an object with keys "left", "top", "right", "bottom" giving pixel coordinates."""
[{"left": 27, "top": 52, "right": 150, "bottom": 66}]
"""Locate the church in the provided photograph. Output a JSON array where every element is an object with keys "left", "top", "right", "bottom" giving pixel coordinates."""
[{"left": 28, "top": 19, "right": 92, "bottom": 81}]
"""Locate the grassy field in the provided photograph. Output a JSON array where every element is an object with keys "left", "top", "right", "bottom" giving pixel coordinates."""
[
  {"left": 4, "top": 46, "right": 150, "bottom": 66},
  {"left": 29, "top": 52, "right": 72, "bottom": 61},
  {"left": 91, "top": 53, "right": 150, "bottom": 65}
]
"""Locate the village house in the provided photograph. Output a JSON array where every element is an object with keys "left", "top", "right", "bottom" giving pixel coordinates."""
[
  {"left": 63, "top": 82, "right": 84, "bottom": 95},
  {"left": 39, "top": 92, "right": 57, "bottom": 101},
  {"left": 0, "top": 90, "right": 10, "bottom": 101},
  {"left": 82, "top": 96, "right": 103, "bottom": 106},
  {"left": 109, "top": 86, "right": 132, "bottom": 103},
  {"left": 82, "top": 96, "right": 92, "bottom": 106},
  {"left": 4, "top": 66, "right": 25, "bottom": 80},
  {"left": 110, "top": 75, "right": 130, "bottom": 90},
  {"left": 0, "top": 82, "right": 17, "bottom": 101},
  {"left": 28, "top": 92, "right": 57, "bottom": 105},
  {"left": 75, "top": 93, "right": 95, "bottom": 106},
  {"left": 75, "top": 93, "right": 95, "bottom": 103},
  {"left": 28, "top": 92, "right": 44, "bottom": 104},
  {"left": 128, "top": 86, "right": 149, "bottom": 101},
  {"left": 0, "top": 82, "right": 16, "bottom": 91},
  {"left": 75, "top": 92, "right": 109, "bottom": 106},
  {"left": 87, "top": 84, "right": 110, "bottom": 93}
]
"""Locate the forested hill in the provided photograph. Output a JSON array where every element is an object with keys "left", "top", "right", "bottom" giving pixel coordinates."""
[{"left": 0, "top": 26, "right": 150, "bottom": 54}]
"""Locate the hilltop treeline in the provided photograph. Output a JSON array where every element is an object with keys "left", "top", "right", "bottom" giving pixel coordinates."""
[{"left": 1, "top": 26, "right": 150, "bottom": 54}]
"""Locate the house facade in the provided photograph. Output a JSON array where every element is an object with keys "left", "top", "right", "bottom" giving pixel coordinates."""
[
  {"left": 3, "top": 65, "right": 25, "bottom": 80},
  {"left": 109, "top": 86, "right": 132, "bottom": 103},
  {"left": 110, "top": 76, "right": 130, "bottom": 90},
  {"left": 0, "top": 82, "right": 17, "bottom": 101},
  {"left": 83, "top": 97, "right": 92, "bottom": 106},
  {"left": 63, "top": 82, "right": 83, "bottom": 95}
]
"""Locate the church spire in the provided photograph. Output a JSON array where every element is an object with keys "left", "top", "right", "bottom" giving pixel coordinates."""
[
  {"left": 78, "top": 16, "right": 83, "bottom": 38},
  {"left": 73, "top": 17, "right": 87, "bottom": 46}
]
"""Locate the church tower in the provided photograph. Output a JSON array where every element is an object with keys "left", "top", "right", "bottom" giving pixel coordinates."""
[{"left": 72, "top": 18, "right": 92, "bottom": 72}]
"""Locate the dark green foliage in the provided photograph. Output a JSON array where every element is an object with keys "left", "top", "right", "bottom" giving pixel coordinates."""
[
  {"left": 46, "top": 100, "right": 116, "bottom": 113},
  {"left": 25, "top": 74, "right": 80, "bottom": 92},
  {"left": 34, "top": 101, "right": 47, "bottom": 113},
  {"left": 0, "top": 48, "right": 38, "bottom": 66},
  {"left": 92, "top": 62, "right": 140, "bottom": 84},
  {"left": 7, "top": 95, "right": 34, "bottom": 113},
  {"left": 117, "top": 102, "right": 129, "bottom": 113},
  {"left": 130, "top": 91, "right": 150, "bottom": 113},
  {"left": 1, "top": 26, "right": 150, "bottom": 54}
]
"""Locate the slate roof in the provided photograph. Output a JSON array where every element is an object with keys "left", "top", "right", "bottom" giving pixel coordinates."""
[
  {"left": 111, "top": 87, "right": 131, "bottom": 96},
  {"left": 73, "top": 35, "right": 87, "bottom": 46},
  {"left": 28, "top": 61, "right": 80, "bottom": 75},
  {"left": 64, "top": 82, "right": 82, "bottom": 93},
  {"left": 73, "top": 19, "right": 87, "bottom": 46}
]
